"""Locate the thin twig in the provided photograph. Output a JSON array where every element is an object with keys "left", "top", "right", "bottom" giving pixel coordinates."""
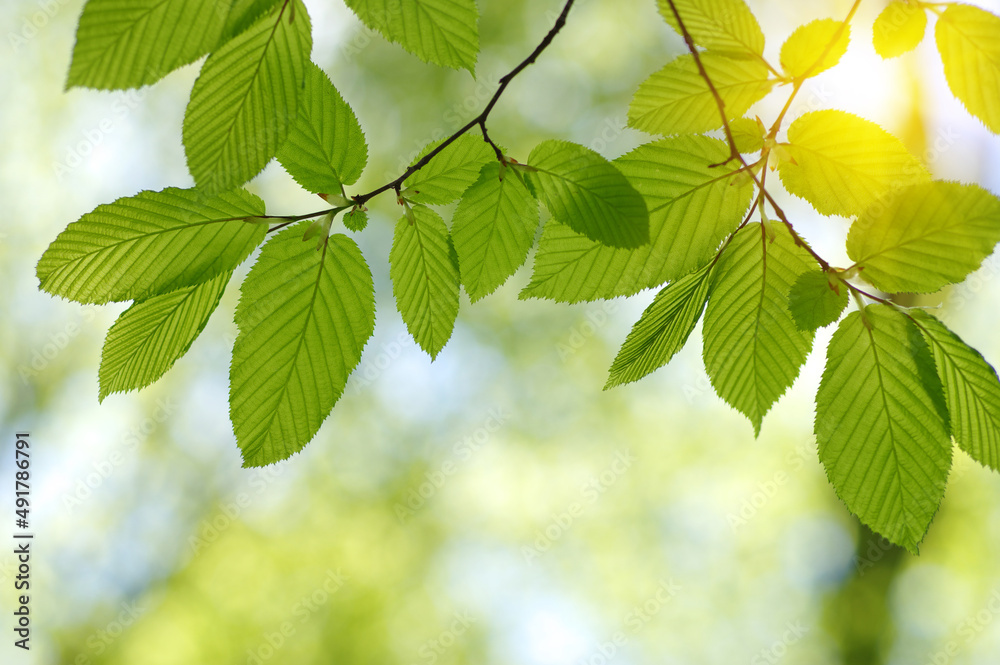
[
  {"left": 845, "top": 281, "right": 892, "bottom": 306},
  {"left": 759, "top": 188, "right": 830, "bottom": 270},
  {"left": 767, "top": 0, "right": 863, "bottom": 139},
  {"left": 662, "top": 0, "right": 742, "bottom": 166},
  {"left": 663, "top": 0, "right": 836, "bottom": 271},
  {"left": 240, "top": 1, "right": 576, "bottom": 233},
  {"left": 350, "top": 0, "right": 577, "bottom": 207}
]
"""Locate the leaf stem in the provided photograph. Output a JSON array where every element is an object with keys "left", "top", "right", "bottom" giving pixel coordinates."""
[
  {"left": 846, "top": 281, "right": 892, "bottom": 306},
  {"left": 767, "top": 0, "right": 863, "bottom": 140},
  {"left": 259, "top": 207, "right": 348, "bottom": 234},
  {"left": 664, "top": 0, "right": 839, "bottom": 272}
]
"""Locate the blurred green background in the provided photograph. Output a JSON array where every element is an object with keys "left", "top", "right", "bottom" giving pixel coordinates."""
[{"left": 3, "top": 0, "right": 1000, "bottom": 663}]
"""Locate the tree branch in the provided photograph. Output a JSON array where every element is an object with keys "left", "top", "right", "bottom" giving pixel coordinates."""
[
  {"left": 663, "top": 0, "right": 832, "bottom": 271},
  {"left": 350, "top": 0, "right": 576, "bottom": 207},
  {"left": 661, "top": 0, "right": 742, "bottom": 167}
]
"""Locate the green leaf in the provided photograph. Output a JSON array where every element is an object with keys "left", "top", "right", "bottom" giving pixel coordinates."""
[
  {"left": 936, "top": 4, "right": 1000, "bottom": 134},
  {"left": 66, "top": 0, "right": 229, "bottom": 90},
  {"left": 788, "top": 269, "right": 848, "bottom": 330},
  {"left": 343, "top": 208, "right": 368, "bottom": 232},
  {"left": 605, "top": 262, "right": 714, "bottom": 389},
  {"left": 183, "top": 0, "right": 312, "bottom": 194},
  {"left": 277, "top": 62, "right": 367, "bottom": 194},
  {"left": 628, "top": 53, "right": 774, "bottom": 136},
  {"left": 777, "top": 110, "right": 929, "bottom": 217},
  {"left": 873, "top": 1, "right": 927, "bottom": 59},
  {"left": 657, "top": 0, "right": 765, "bottom": 57},
  {"left": 730, "top": 116, "right": 766, "bottom": 153},
  {"left": 220, "top": 0, "right": 283, "bottom": 42},
  {"left": 451, "top": 163, "right": 539, "bottom": 302},
  {"left": 343, "top": 0, "right": 478, "bottom": 72},
  {"left": 520, "top": 136, "right": 754, "bottom": 303},
  {"left": 401, "top": 135, "right": 494, "bottom": 204},
  {"left": 702, "top": 223, "right": 816, "bottom": 434},
  {"left": 816, "top": 305, "right": 951, "bottom": 553},
  {"left": 780, "top": 18, "right": 850, "bottom": 79},
  {"left": 302, "top": 212, "right": 335, "bottom": 251},
  {"left": 36, "top": 187, "right": 266, "bottom": 304},
  {"left": 525, "top": 140, "right": 649, "bottom": 249},
  {"left": 99, "top": 271, "right": 231, "bottom": 401},
  {"left": 389, "top": 206, "right": 460, "bottom": 359},
  {"left": 230, "top": 228, "right": 375, "bottom": 467},
  {"left": 846, "top": 182, "right": 1000, "bottom": 294},
  {"left": 913, "top": 311, "right": 1000, "bottom": 472}
]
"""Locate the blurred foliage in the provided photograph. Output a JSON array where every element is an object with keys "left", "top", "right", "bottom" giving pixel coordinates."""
[{"left": 3, "top": 0, "right": 1000, "bottom": 664}]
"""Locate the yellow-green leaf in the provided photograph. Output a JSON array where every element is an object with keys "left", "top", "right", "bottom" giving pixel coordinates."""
[
  {"left": 787, "top": 270, "right": 848, "bottom": 331},
  {"left": 605, "top": 262, "right": 714, "bottom": 389},
  {"left": 629, "top": 53, "right": 774, "bottom": 136},
  {"left": 67, "top": 0, "right": 228, "bottom": 90},
  {"left": 657, "top": 0, "right": 765, "bottom": 57},
  {"left": 846, "top": 181, "right": 1000, "bottom": 294},
  {"left": 402, "top": 135, "right": 494, "bottom": 205},
  {"left": 276, "top": 62, "right": 368, "bottom": 194},
  {"left": 816, "top": 305, "right": 951, "bottom": 553},
  {"left": 389, "top": 206, "right": 460, "bottom": 359},
  {"left": 452, "top": 163, "right": 539, "bottom": 302},
  {"left": 36, "top": 187, "right": 266, "bottom": 304},
  {"left": 913, "top": 311, "right": 1000, "bottom": 473},
  {"left": 183, "top": 1, "right": 312, "bottom": 194},
  {"left": 702, "top": 223, "right": 816, "bottom": 434},
  {"left": 99, "top": 272, "right": 231, "bottom": 401},
  {"left": 231, "top": 228, "right": 375, "bottom": 466},
  {"left": 780, "top": 18, "right": 850, "bottom": 79},
  {"left": 343, "top": 0, "right": 478, "bottom": 72},
  {"left": 936, "top": 4, "right": 1000, "bottom": 134},
  {"left": 873, "top": 1, "right": 927, "bottom": 59},
  {"left": 729, "top": 116, "right": 766, "bottom": 153},
  {"left": 778, "top": 110, "right": 929, "bottom": 217}
]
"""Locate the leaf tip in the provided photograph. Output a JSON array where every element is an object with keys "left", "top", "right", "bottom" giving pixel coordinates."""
[{"left": 240, "top": 456, "right": 262, "bottom": 469}]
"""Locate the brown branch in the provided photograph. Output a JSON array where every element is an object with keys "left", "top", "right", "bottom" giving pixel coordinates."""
[
  {"left": 661, "top": 0, "right": 742, "bottom": 166},
  {"left": 662, "top": 0, "right": 832, "bottom": 271},
  {"left": 350, "top": 0, "right": 577, "bottom": 207},
  {"left": 245, "top": 1, "right": 576, "bottom": 234}
]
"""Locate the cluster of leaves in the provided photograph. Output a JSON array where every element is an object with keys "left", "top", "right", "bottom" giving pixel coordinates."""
[
  {"left": 588, "top": 0, "right": 1000, "bottom": 552},
  {"left": 38, "top": 0, "right": 1000, "bottom": 551}
]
